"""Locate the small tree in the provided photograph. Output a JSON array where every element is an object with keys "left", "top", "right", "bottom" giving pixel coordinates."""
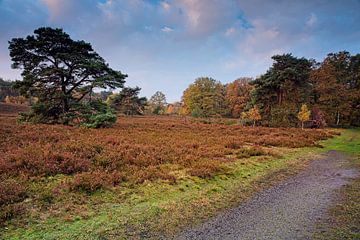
[
  {"left": 247, "top": 106, "right": 262, "bottom": 127},
  {"left": 298, "top": 104, "right": 311, "bottom": 129},
  {"left": 241, "top": 106, "right": 261, "bottom": 127},
  {"left": 106, "top": 87, "right": 147, "bottom": 115},
  {"left": 148, "top": 91, "right": 166, "bottom": 114}
]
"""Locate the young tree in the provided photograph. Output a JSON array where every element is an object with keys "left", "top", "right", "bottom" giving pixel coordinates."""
[
  {"left": 107, "top": 87, "right": 147, "bottom": 115},
  {"left": 242, "top": 106, "right": 261, "bottom": 127},
  {"left": 297, "top": 104, "right": 311, "bottom": 129},
  {"left": 9, "top": 27, "right": 127, "bottom": 124},
  {"left": 148, "top": 91, "right": 167, "bottom": 114},
  {"left": 182, "top": 77, "right": 228, "bottom": 118}
]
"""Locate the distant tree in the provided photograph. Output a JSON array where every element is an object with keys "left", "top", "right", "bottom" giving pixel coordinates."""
[
  {"left": 107, "top": 87, "right": 147, "bottom": 115},
  {"left": 166, "top": 102, "right": 182, "bottom": 115},
  {"left": 0, "top": 78, "right": 18, "bottom": 102},
  {"left": 225, "top": 78, "right": 253, "bottom": 118},
  {"left": 297, "top": 104, "right": 311, "bottom": 129},
  {"left": 9, "top": 27, "right": 127, "bottom": 125},
  {"left": 182, "top": 77, "right": 228, "bottom": 118},
  {"left": 242, "top": 105, "right": 261, "bottom": 127},
  {"left": 148, "top": 91, "right": 167, "bottom": 114}
]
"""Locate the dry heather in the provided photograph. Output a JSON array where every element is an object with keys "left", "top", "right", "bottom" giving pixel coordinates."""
[{"left": 0, "top": 112, "right": 336, "bottom": 224}]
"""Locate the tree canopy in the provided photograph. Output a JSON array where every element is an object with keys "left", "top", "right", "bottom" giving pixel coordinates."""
[
  {"left": 148, "top": 91, "right": 167, "bottom": 114},
  {"left": 182, "top": 77, "right": 228, "bottom": 118},
  {"left": 225, "top": 78, "right": 253, "bottom": 118},
  {"left": 9, "top": 27, "right": 127, "bottom": 125},
  {"left": 107, "top": 87, "right": 147, "bottom": 115}
]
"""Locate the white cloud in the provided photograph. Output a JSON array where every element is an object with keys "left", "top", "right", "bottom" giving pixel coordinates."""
[
  {"left": 161, "top": 26, "right": 174, "bottom": 33},
  {"left": 225, "top": 27, "right": 236, "bottom": 36},
  {"left": 306, "top": 13, "right": 317, "bottom": 27},
  {"left": 161, "top": 1, "right": 171, "bottom": 11}
]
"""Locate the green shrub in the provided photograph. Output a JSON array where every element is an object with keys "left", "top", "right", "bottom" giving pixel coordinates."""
[{"left": 82, "top": 111, "right": 117, "bottom": 128}]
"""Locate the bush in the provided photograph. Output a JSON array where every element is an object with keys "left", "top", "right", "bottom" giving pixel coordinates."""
[
  {"left": 0, "top": 179, "right": 27, "bottom": 206},
  {"left": 187, "top": 161, "right": 224, "bottom": 179},
  {"left": 236, "top": 147, "right": 269, "bottom": 158},
  {"left": 82, "top": 111, "right": 117, "bottom": 128},
  {"left": 269, "top": 106, "right": 297, "bottom": 127},
  {"left": 70, "top": 171, "right": 126, "bottom": 194},
  {"left": 18, "top": 100, "right": 117, "bottom": 128},
  {"left": 18, "top": 102, "right": 61, "bottom": 124},
  {"left": 70, "top": 171, "right": 110, "bottom": 194}
]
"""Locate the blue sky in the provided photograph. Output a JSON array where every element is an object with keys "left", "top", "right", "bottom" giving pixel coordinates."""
[{"left": 1, "top": 0, "right": 360, "bottom": 102}]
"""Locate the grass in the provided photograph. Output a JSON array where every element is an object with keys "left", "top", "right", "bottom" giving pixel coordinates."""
[
  {"left": 314, "top": 128, "right": 360, "bottom": 240},
  {"left": 0, "top": 105, "right": 352, "bottom": 239}
]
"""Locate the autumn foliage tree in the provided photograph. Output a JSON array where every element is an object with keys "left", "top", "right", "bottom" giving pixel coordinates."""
[
  {"left": 311, "top": 51, "right": 360, "bottom": 126},
  {"left": 242, "top": 105, "right": 261, "bottom": 127},
  {"left": 225, "top": 78, "right": 253, "bottom": 118},
  {"left": 182, "top": 77, "right": 228, "bottom": 118},
  {"left": 9, "top": 27, "right": 127, "bottom": 126},
  {"left": 297, "top": 104, "right": 311, "bottom": 129}
]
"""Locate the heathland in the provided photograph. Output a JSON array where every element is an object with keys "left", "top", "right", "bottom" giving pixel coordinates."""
[{"left": 3, "top": 103, "right": 357, "bottom": 239}]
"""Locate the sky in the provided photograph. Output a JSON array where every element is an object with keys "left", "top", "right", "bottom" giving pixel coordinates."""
[{"left": 1, "top": 0, "right": 360, "bottom": 102}]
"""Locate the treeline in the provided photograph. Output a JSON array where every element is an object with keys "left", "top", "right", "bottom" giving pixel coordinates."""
[
  {"left": 3, "top": 27, "right": 359, "bottom": 128},
  {"left": 181, "top": 52, "right": 360, "bottom": 127}
]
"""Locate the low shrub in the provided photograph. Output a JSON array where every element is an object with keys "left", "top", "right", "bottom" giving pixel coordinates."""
[
  {"left": 81, "top": 111, "right": 117, "bottom": 128},
  {"left": 132, "top": 166, "right": 176, "bottom": 184},
  {"left": 70, "top": 171, "right": 110, "bottom": 194},
  {"left": 236, "top": 147, "right": 269, "bottom": 158},
  {"left": 70, "top": 171, "right": 126, "bottom": 194},
  {"left": 188, "top": 161, "right": 224, "bottom": 179},
  {"left": 0, "top": 179, "right": 27, "bottom": 206}
]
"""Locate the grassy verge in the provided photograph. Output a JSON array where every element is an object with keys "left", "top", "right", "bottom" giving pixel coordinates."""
[
  {"left": 2, "top": 130, "right": 355, "bottom": 240},
  {"left": 314, "top": 128, "right": 360, "bottom": 240}
]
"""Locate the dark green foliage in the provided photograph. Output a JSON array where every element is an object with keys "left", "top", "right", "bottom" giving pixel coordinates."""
[
  {"left": 251, "top": 54, "right": 313, "bottom": 126},
  {"left": 269, "top": 106, "right": 297, "bottom": 127},
  {"left": 9, "top": 27, "right": 127, "bottom": 125},
  {"left": 82, "top": 111, "right": 117, "bottom": 128},
  {"left": 0, "top": 78, "right": 18, "bottom": 101},
  {"left": 107, "top": 87, "right": 147, "bottom": 115}
]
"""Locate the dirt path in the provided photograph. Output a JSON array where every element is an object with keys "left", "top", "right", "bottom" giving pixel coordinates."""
[{"left": 175, "top": 151, "right": 358, "bottom": 240}]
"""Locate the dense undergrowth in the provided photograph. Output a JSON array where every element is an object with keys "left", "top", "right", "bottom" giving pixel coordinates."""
[{"left": 0, "top": 111, "right": 338, "bottom": 238}]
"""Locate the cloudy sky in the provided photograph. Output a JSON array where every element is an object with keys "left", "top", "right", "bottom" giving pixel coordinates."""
[{"left": 1, "top": 0, "right": 360, "bottom": 101}]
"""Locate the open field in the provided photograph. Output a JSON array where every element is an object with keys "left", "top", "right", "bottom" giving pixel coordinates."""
[{"left": 0, "top": 104, "right": 349, "bottom": 239}]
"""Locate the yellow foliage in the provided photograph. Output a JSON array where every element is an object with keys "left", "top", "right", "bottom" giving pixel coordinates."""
[{"left": 298, "top": 104, "right": 311, "bottom": 129}]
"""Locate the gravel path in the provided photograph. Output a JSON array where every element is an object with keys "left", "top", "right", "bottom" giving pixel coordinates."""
[{"left": 175, "top": 150, "right": 358, "bottom": 240}]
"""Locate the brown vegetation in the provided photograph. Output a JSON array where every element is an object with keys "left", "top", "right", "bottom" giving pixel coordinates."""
[{"left": 0, "top": 106, "right": 336, "bottom": 224}]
